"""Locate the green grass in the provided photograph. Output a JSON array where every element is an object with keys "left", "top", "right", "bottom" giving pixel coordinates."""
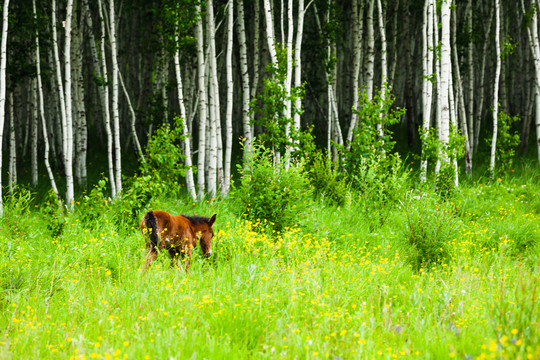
[{"left": 1, "top": 174, "right": 539, "bottom": 360}]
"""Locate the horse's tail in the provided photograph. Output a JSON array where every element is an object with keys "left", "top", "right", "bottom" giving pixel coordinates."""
[{"left": 143, "top": 211, "right": 159, "bottom": 250}]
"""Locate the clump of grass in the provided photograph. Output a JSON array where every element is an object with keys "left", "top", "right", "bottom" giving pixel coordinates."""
[{"left": 400, "top": 192, "right": 461, "bottom": 271}]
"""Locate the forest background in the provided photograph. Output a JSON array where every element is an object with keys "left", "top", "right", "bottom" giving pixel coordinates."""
[
  {"left": 0, "top": 0, "right": 540, "bottom": 359},
  {"left": 0, "top": 0, "right": 539, "bottom": 206}
]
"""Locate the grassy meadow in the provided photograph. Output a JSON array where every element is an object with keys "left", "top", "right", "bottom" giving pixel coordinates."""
[{"left": 0, "top": 165, "right": 539, "bottom": 360}]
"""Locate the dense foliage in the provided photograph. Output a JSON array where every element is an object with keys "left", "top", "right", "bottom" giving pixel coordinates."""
[{"left": 1, "top": 159, "right": 539, "bottom": 359}]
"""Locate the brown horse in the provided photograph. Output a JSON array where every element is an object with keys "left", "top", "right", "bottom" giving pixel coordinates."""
[{"left": 140, "top": 210, "right": 217, "bottom": 272}]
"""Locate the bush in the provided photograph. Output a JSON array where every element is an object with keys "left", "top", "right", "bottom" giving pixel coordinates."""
[
  {"left": 400, "top": 193, "right": 461, "bottom": 271},
  {"left": 308, "top": 151, "right": 350, "bottom": 207},
  {"left": 233, "top": 143, "right": 312, "bottom": 233},
  {"left": 339, "top": 86, "right": 408, "bottom": 205}
]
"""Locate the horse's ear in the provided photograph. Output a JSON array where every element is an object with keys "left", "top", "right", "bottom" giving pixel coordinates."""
[{"left": 208, "top": 214, "right": 217, "bottom": 226}]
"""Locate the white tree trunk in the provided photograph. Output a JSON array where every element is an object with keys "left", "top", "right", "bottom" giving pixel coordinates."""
[
  {"left": 251, "top": 0, "right": 261, "bottom": 100},
  {"left": 96, "top": 0, "right": 116, "bottom": 198},
  {"left": 73, "top": 20, "right": 87, "bottom": 188},
  {"left": 195, "top": 3, "right": 208, "bottom": 198},
  {"left": 523, "top": 0, "right": 540, "bottom": 167},
  {"left": 174, "top": 51, "right": 197, "bottom": 200},
  {"left": 284, "top": 0, "right": 294, "bottom": 147},
  {"left": 292, "top": 0, "right": 305, "bottom": 135},
  {"left": 33, "top": 0, "right": 60, "bottom": 204},
  {"left": 346, "top": 0, "right": 363, "bottom": 146},
  {"left": 63, "top": 0, "right": 75, "bottom": 210},
  {"left": 466, "top": 0, "right": 475, "bottom": 155},
  {"left": 263, "top": 0, "right": 278, "bottom": 64},
  {"left": 118, "top": 69, "right": 144, "bottom": 163},
  {"left": 420, "top": 0, "right": 434, "bottom": 183},
  {"left": 31, "top": 79, "right": 38, "bottom": 186},
  {"left": 237, "top": 0, "right": 253, "bottom": 155},
  {"left": 0, "top": 0, "right": 8, "bottom": 215},
  {"left": 474, "top": 6, "right": 494, "bottom": 155},
  {"left": 451, "top": 6, "right": 472, "bottom": 176},
  {"left": 365, "top": 0, "right": 375, "bottom": 101},
  {"left": 206, "top": 0, "right": 219, "bottom": 197},
  {"left": 223, "top": 0, "right": 234, "bottom": 196},
  {"left": 8, "top": 92, "right": 16, "bottom": 193},
  {"left": 438, "top": 0, "right": 451, "bottom": 169},
  {"left": 109, "top": 0, "right": 122, "bottom": 196},
  {"left": 376, "top": 0, "right": 387, "bottom": 138},
  {"left": 489, "top": 0, "right": 501, "bottom": 177}
]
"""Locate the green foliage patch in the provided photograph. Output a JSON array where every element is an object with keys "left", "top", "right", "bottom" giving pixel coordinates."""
[{"left": 233, "top": 142, "right": 312, "bottom": 233}]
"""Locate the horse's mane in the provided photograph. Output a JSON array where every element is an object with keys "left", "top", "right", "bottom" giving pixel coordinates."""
[{"left": 181, "top": 215, "right": 210, "bottom": 225}]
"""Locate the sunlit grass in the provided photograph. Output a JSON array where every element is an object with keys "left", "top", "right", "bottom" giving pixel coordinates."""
[{"left": 0, "top": 176, "right": 539, "bottom": 359}]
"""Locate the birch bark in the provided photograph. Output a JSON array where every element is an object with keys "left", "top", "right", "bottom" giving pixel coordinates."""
[
  {"left": 365, "top": 0, "right": 375, "bottom": 101},
  {"left": 9, "top": 92, "right": 16, "bottom": 193},
  {"left": 206, "top": 0, "right": 219, "bottom": 197},
  {"left": 237, "top": 0, "right": 253, "bottom": 155},
  {"left": 489, "top": 0, "right": 501, "bottom": 177},
  {"left": 109, "top": 0, "right": 122, "bottom": 196},
  {"left": 452, "top": 7, "right": 472, "bottom": 176},
  {"left": 174, "top": 51, "right": 197, "bottom": 200},
  {"left": 263, "top": 0, "right": 278, "bottom": 64},
  {"left": 73, "top": 19, "right": 87, "bottom": 188},
  {"left": 223, "top": 0, "right": 234, "bottom": 196},
  {"left": 376, "top": 0, "right": 387, "bottom": 138},
  {"left": 420, "top": 0, "right": 434, "bottom": 183},
  {"left": 438, "top": 0, "right": 451, "bottom": 170},
  {"left": 293, "top": 0, "right": 305, "bottom": 136},
  {"left": 33, "top": 0, "right": 60, "bottom": 203},
  {"left": 522, "top": 0, "right": 540, "bottom": 167},
  {"left": 31, "top": 79, "right": 38, "bottom": 186},
  {"left": 346, "top": 0, "right": 364, "bottom": 146},
  {"left": 251, "top": 0, "right": 261, "bottom": 100},
  {"left": 96, "top": 0, "right": 117, "bottom": 198},
  {"left": 195, "top": 3, "right": 208, "bottom": 198},
  {"left": 0, "top": 0, "right": 9, "bottom": 214},
  {"left": 62, "top": 0, "right": 75, "bottom": 210},
  {"left": 466, "top": 0, "right": 475, "bottom": 154}
]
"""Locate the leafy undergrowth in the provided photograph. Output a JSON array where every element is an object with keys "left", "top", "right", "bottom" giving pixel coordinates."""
[{"left": 0, "top": 177, "right": 539, "bottom": 360}]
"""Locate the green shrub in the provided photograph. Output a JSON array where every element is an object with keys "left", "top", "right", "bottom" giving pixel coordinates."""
[
  {"left": 339, "top": 86, "right": 408, "bottom": 205},
  {"left": 400, "top": 193, "right": 461, "bottom": 271},
  {"left": 488, "top": 110, "right": 521, "bottom": 176},
  {"left": 308, "top": 151, "right": 349, "bottom": 206},
  {"left": 233, "top": 143, "right": 312, "bottom": 232}
]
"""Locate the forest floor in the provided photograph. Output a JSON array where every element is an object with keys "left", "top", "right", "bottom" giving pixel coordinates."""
[{"left": 0, "top": 166, "right": 539, "bottom": 360}]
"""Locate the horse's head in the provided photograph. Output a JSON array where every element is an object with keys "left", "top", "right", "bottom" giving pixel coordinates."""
[{"left": 197, "top": 214, "right": 217, "bottom": 258}]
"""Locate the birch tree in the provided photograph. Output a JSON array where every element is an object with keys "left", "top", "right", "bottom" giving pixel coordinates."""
[
  {"left": 109, "top": 0, "right": 122, "bottom": 196},
  {"left": 522, "top": 0, "right": 540, "bottom": 167},
  {"left": 346, "top": 0, "right": 362, "bottom": 147},
  {"left": 376, "top": 0, "right": 387, "bottom": 138},
  {"left": 195, "top": 3, "right": 208, "bottom": 198},
  {"left": 52, "top": 0, "right": 75, "bottom": 210},
  {"left": 8, "top": 92, "right": 16, "bottom": 193},
  {"left": 420, "top": 0, "right": 434, "bottom": 183},
  {"left": 33, "top": 0, "right": 60, "bottom": 204},
  {"left": 0, "top": 0, "right": 9, "bottom": 214},
  {"left": 451, "top": 6, "right": 472, "bottom": 176},
  {"left": 223, "top": 0, "right": 234, "bottom": 196},
  {"left": 489, "top": 0, "right": 502, "bottom": 177},
  {"left": 292, "top": 0, "right": 306, "bottom": 136},
  {"left": 236, "top": 0, "right": 253, "bottom": 156},
  {"left": 206, "top": 0, "right": 219, "bottom": 197},
  {"left": 73, "top": 17, "right": 88, "bottom": 188},
  {"left": 96, "top": 0, "right": 117, "bottom": 198},
  {"left": 437, "top": 0, "right": 452, "bottom": 177}
]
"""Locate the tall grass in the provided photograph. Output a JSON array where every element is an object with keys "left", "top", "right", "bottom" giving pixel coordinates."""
[{"left": 0, "top": 172, "right": 539, "bottom": 359}]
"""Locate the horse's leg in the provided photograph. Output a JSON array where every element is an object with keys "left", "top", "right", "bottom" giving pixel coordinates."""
[
  {"left": 168, "top": 247, "right": 181, "bottom": 269},
  {"left": 183, "top": 245, "right": 193, "bottom": 273},
  {"left": 144, "top": 244, "right": 158, "bottom": 269}
]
